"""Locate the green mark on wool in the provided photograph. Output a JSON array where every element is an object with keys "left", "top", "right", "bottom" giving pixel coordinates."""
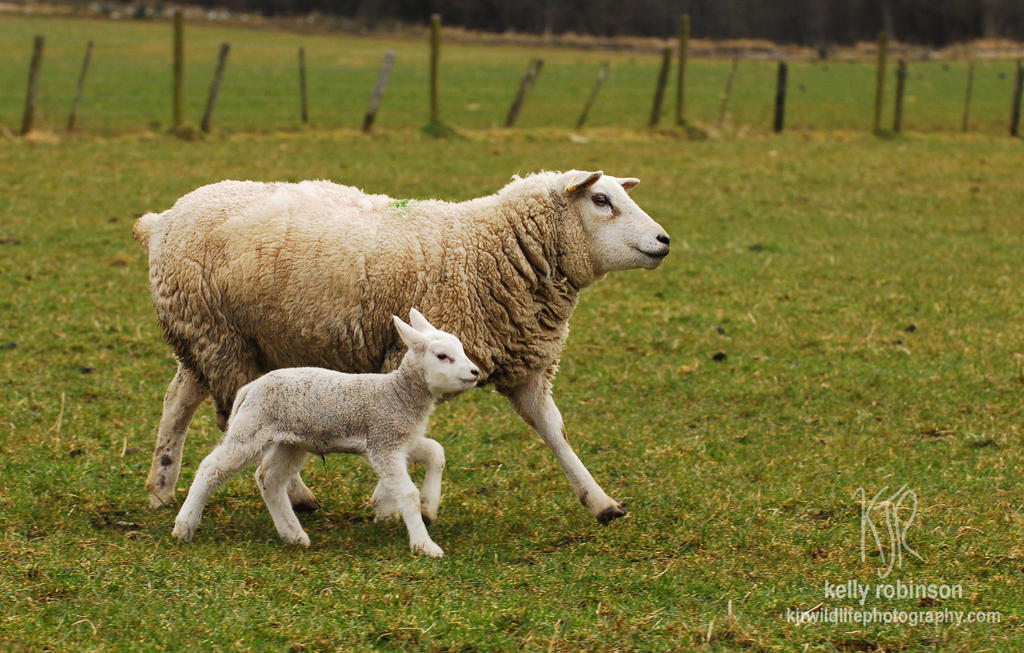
[{"left": 392, "top": 198, "right": 417, "bottom": 209}]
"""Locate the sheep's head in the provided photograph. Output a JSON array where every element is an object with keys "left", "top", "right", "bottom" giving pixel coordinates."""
[
  {"left": 393, "top": 309, "right": 480, "bottom": 396},
  {"left": 561, "top": 170, "right": 670, "bottom": 276}
]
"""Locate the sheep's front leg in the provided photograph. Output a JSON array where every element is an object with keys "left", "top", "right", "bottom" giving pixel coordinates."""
[
  {"left": 370, "top": 455, "right": 443, "bottom": 558},
  {"left": 256, "top": 443, "right": 311, "bottom": 547},
  {"left": 507, "top": 373, "right": 627, "bottom": 524},
  {"left": 408, "top": 437, "right": 445, "bottom": 525},
  {"left": 147, "top": 364, "right": 209, "bottom": 509}
]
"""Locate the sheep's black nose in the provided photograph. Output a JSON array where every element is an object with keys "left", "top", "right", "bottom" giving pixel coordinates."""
[
  {"left": 470, "top": 368, "right": 480, "bottom": 377},
  {"left": 656, "top": 234, "right": 670, "bottom": 246}
]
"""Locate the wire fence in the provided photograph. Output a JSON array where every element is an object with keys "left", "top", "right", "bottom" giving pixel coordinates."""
[{"left": 2, "top": 16, "right": 1022, "bottom": 137}]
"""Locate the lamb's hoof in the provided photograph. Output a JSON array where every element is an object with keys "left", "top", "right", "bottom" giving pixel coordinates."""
[
  {"left": 596, "top": 503, "right": 627, "bottom": 525},
  {"left": 283, "top": 531, "right": 311, "bottom": 548},
  {"left": 412, "top": 540, "right": 444, "bottom": 558},
  {"left": 372, "top": 494, "right": 400, "bottom": 522},
  {"left": 171, "top": 520, "right": 196, "bottom": 542},
  {"left": 287, "top": 477, "right": 321, "bottom": 512},
  {"left": 291, "top": 497, "right": 321, "bottom": 513},
  {"left": 374, "top": 509, "right": 399, "bottom": 523}
]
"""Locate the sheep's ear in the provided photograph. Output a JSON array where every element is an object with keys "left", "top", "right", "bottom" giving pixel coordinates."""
[
  {"left": 408, "top": 308, "right": 435, "bottom": 333},
  {"left": 393, "top": 315, "right": 426, "bottom": 350},
  {"left": 564, "top": 170, "right": 603, "bottom": 194},
  {"left": 619, "top": 177, "right": 640, "bottom": 192}
]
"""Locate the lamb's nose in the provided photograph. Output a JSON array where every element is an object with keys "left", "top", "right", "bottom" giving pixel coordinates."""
[
  {"left": 656, "top": 233, "right": 670, "bottom": 246},
  {"left": 470, "top": 368, "right": 479, "bottom": 377}
]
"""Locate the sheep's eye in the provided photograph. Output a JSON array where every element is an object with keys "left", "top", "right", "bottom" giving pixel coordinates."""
[
  {"left": 592, "top": 193, "right": 610, "bottom": 208},
  {"left": 436, "top": 353, "right": 448, "bottom": 361}
]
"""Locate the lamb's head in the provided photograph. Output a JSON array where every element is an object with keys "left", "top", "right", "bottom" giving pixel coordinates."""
[
  {"left": 560, "top": 170, "right": 670, "bottom": 275},
  {"left": 393, "top": 309, "right": 480, "bottom": 396}
]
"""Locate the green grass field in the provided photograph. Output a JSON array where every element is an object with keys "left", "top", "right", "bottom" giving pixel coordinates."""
[
  {"left": 0, "top": 15, "right": 1021, "bottom": 135},
  {"left": 2, "top": 14, "right": 1024, "bottom": 653}
]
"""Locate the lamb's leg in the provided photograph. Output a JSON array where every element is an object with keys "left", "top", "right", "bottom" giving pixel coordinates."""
[
  {"left": 507, "top": 373, "right": 627, "bottom": 524},
  {"left": 370, "top": 455, "right": 443, "bottom": 558},
  {"left": 371, "top": 479, "right": 400, "bottom": 523},
  {"left": 216, "top": 384, "right": 318, "bottom": 513},
  {"left": 407, "top": 437, "right": 445, "bottom": 525},
  {"left": 172, "top": 431, "right": 263, "bottom": 542},
  {"left": 285, "top": 473, "right": 320, "bottom": 513},
  {"left": 146, "top": 364, "right": 209, "bottom": 509},
  {"left": 256, "top": 443, "right": 311, "bottom": 547}
]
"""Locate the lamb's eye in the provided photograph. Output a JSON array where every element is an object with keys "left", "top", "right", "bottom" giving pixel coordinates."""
[
  {"left": 592, "top": 193, "right": 610, "bottom": 208},
  {"left": 436, "top": 353, "right": 448, "bottom": 361}
]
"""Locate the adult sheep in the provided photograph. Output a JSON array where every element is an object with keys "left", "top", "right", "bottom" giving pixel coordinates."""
[{"left": 135, "top": 170, "right": 670, "bottom": 525}]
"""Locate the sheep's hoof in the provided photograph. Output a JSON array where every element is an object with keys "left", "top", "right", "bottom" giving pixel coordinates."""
[
  {"left": 596, "top": 503, "right": 627, "bottom": 525},
  {"left": 146, "top": 477, "right": 176, "bottom": 509},
  {"left": 148, "top": 491, "right": 175, "bottom": 510}
]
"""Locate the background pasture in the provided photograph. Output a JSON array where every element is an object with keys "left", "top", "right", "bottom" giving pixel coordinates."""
[
  {"left": 1, "top": 14, "right": 1024, "bottom": 653},
  {"left": 0, "top": 15, "right": 1021, "bottom": 135}
]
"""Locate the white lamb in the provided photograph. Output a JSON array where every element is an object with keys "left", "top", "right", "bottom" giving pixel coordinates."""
[
  {"left": 171, "top": 309, "right": 479, "bottom": 558},
  {"left": 136, "top": 170, "right": 670, "bottom": 526}
]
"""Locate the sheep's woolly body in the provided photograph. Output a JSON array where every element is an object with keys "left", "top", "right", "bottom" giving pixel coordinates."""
[{"left": 137, "top": 174, "right": 595, "bottom": 419}]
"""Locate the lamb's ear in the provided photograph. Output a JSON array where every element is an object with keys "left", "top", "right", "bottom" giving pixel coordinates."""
[
  {"left": 619, "top": 177, "right": 640, "bottom": 192},
  {"left": 408, "top": 308, "right": 436, "bottom": 333},
  {"left": 564, "top": 170, "right": 603, "bottom": 195},
  {"left": 393, "top": 315, "right": 426, "bottom": 351}
]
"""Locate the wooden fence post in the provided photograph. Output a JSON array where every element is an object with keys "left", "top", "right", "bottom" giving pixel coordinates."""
[
  {"left": 893, "top": 59, "right": 906, "bottom": 133},
  {"left": 717, "top": 57, "right": 739, "bottom": 128},
  {"left": 772, "top": 60, "right": 787, "bottom": 133},
  {"left": 21, "top": 35, "right": 45, "bottom": 136},
  {"left": 961, "top": 59, "right": 975, "bottom": 132},
  {"left": 200, "top": 43, "right": 230, "bottom": 133},
  {"left": 676, "top": 14, "right": 690, "bottom": 125},
  {"left": 648, "top": 46, "right": 672, "bottom": 128},
  {"left": 576, "top": 62, "right": 609, "bottom": 130},
  {"left": 873, "top": 31, "right": 889, "bottom": 133},
  {"left": 1011, "top": 59, "right": 1023, "bottom": 137},
  {"left": 429, "top": 13, "right": 441, "bottom": 126},
  {"left": 505, "top": 58, "right": 543, "bottom": 127},
  {"left": 67, "top": 40, "right": 93, "bottom": 131},
  {"left": 363, "top": 50, "right": 395, "bottom": 133},
  {"left": 298, "top": 46, "right": 309, "bottom": 124},
  {"left": 173, "top": 10, "right": 184, "bottom": 129}
]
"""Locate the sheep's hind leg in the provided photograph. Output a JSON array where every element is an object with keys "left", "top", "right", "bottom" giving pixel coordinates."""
[
  {"left": 256, "top": 443, "right": 311, "bottom": 547},
  {"left": 172, "top": 432, "right": 262, "bottom": 542},
  {"left": 370, "top": 455, "right": 443, "bottom": 558},
  {"left": 507, "top": 373, "right": 627, "bottom": 525},
  {"left": 146, "top": 364, "right": 209, "bottom": 509}
]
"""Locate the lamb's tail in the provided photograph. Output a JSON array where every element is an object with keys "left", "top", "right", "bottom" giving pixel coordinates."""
[
  {"left": 227, "top": 383, "right": 252, "bottom": 428},
  {"left": 132, "top": 211, "right": 161, "bottom": 253}
]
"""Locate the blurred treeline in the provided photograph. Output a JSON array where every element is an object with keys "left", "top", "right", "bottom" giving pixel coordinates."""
[{"left": 178, "top": 0, "right": 1022, "bottom": 45}]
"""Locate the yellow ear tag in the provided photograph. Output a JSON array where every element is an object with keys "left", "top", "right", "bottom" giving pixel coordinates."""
[{"left": 566, "top": 175, "right": 579, "bottom": 193}]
